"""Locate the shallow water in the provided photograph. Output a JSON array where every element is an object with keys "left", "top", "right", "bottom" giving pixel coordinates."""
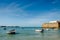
[{"left": 0, "top": 27, "right": 60, "bottom": 40}]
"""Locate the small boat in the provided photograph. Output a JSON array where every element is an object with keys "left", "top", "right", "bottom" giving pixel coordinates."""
[
  {"left": 46, "top": 29, "right": 49, "bottom": 30},
  {"left": 45, "top": 29, "right": 50, "bottom": 31},
  {"left": 35, "top": 29, "right": 42, "bottom": 32},
  {"left": 7, "top": 29, "right": 16, "bottom": 34},
  {"left": 35, "top": 29, "right": 44, "bottom": 33}
]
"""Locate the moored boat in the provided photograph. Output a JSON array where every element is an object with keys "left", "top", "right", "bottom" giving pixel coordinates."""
[
  {"left": 6, "top": 29, "right": 16, "bottom": 34},
  {"left": 35, "top": 29, "right": 44, "bottom": 33},
  {"left": 35, "top": 29, "right": 42, "bottom": 32}
]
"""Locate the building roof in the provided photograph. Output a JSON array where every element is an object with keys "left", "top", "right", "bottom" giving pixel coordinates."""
[{"left": 49, "top": 21, "right": 60, "bottom": 23}]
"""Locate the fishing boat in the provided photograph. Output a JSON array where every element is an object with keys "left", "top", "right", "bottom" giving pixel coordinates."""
[
  {"left": 35, "top": 29, "right": 42, "bottom": 32},
  {"left": 35, "top": 29, "right": 44, "bottom": 32},
  {"left": 46, "top": 29, "right": 49, "bottom": 30},
  {"left": 7, "top": 29, "right": 16, "bottom": 34}
]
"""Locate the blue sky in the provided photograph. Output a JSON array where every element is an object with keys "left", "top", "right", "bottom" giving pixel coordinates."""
[{"left": 0, "top": 0, "right": 60, "bottom": 27}]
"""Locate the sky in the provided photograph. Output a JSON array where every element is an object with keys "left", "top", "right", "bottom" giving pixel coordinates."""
[{"left": 0, "top": 0, "right": 60, "bottom": 27}]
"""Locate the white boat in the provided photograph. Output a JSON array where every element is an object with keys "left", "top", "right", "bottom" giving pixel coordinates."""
[
  {"left": 35, "top": 29, "right": 42, "bottom": 32},
  {"left": 35, "top": 29, "right": 44, "bottom": 33},
  {"left": 46, "top": 29, "right": 49, "bottom": 30}
]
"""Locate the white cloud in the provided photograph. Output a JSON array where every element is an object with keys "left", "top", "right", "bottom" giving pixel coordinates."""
[
  {"left": 0, "top": 2, "right": 32, "bottom": 17},
  {"left": 23, "top": 10, "right": 60, "bottom": 26},
  {"left": 21, "top": 3, "right": 33, "bottom": 9},
  {"left": 51, "top": 0, "right": 59, "bottom": 4}
]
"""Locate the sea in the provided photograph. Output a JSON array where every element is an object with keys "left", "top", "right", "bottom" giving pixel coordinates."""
[{"left": 0, "top": 27, "right": 60, "bottom": 40}]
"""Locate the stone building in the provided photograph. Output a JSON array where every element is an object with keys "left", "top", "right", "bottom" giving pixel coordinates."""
[{"left": 42, "top": 21, "right": 60, "bottom": 29}]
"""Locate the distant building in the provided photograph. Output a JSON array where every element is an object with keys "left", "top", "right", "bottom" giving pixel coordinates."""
[{"left": 42, "top": 21, "right": 60, "bottom": 29}]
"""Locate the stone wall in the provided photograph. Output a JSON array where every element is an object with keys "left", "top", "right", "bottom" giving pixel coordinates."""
[{"left": 42, "top": 22, "right": 60, "bottom": 29}]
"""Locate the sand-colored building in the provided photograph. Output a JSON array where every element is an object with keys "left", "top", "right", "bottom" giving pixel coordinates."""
[{"left": 42, "top": 21, "right": 60, "bottom": 29}]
